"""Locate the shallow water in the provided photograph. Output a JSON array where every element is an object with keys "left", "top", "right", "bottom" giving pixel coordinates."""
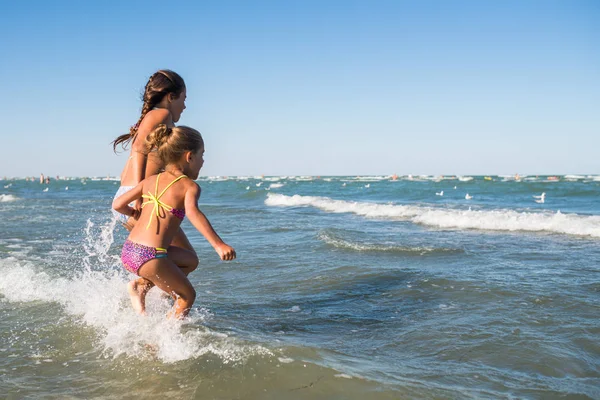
[{"left": 1, "top": 175, "right": 599, "bottom": 399}]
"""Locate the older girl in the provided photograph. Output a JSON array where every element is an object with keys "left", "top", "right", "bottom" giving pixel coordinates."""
[{"left": 112, "top": 70, "right": 198, "bottom": 290}]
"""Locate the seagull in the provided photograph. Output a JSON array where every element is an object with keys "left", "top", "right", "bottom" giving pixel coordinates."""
[
  {"left": 436, "top": 191, "right": 444, "bottom": 196},
  {"left": 365, "top": 184, "right": 370, "bottom": 188},
  {"left": 465, "top": 193, "right": 473, "bottom": 200},
  {"left": 43, "top": 187, "right": 49, "bottom": 192},
  {"left": 534, "top": 192, "right": 546, "bottom": 204},
  {"left": 454, "top": 186, "right": 457, "bottom": 189},
  {"left": 342, "top": 183, "right": 346, "bottom": 187},
  {"left": 246, "top": 186, "right": 250, "bottom": 190},
  {"left": 65, "top": 186, "right": 69, "bottom": 191},
  {"left": 256, "top": 182, "right": 262, "bottom": 187}
]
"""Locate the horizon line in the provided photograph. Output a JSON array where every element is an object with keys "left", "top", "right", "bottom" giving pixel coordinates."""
[{"left": 2, "top": 173, "right": 598, "bottom": 180}]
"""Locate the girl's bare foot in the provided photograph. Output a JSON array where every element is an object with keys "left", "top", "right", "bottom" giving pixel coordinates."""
[{"left": 128, "top": 280, "right": 148, "bottom": 315}]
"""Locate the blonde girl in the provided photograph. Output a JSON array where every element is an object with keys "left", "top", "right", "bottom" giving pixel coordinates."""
[{"left": 113, "top": 125, "right": 236, "bottom": 318}]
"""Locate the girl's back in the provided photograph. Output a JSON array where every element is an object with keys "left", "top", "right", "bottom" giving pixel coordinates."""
[
  {"left": 113, "top": 70, "right": 187, "bottom": 187},
  {"left": 128, "top": 172, "right": 193, "bottom": 247},
  {"left": 113, "top": 123, "right": 235, "bottom": 318},
  {"left": 119, "top": 109, "right": 173, "bottom": 185}
]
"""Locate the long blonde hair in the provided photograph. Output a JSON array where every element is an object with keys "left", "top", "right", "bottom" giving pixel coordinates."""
[{"left": 145, "top": 124, "right": 204, "bottom": 165}]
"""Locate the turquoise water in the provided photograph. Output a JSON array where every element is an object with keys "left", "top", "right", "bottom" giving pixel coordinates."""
[{"left": 1, "top": 175, "right": 599, "bottom": 399}]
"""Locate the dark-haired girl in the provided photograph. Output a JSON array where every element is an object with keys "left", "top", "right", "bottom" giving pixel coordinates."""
[
  {"left": 112, "top": 70, "right": 187, "bottom": 227},
  {"left": 112, "top": 70, "right": 198, "bottom": 294}
]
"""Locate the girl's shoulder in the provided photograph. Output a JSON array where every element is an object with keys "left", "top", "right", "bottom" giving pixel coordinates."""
[
  {"left": 146, "top": 108, "right": 171, "bottom": 120},
  {"left": 180, "top": 177, "right": 201, "bottom": 195},
  {"left": 180, "top": 176, "right": 199, "bottom": 188},
  {"left": 137, "top": 109, "right": 173, "bottom": 133},
  {"left": 139, "top": 173, "right": 158, "bottom": 189},
  {"left": 141, "top": 173, "right": 188, "bottom": 197},
  {"left": 157, "top": 173, "right": 195, "bottom": 189}
]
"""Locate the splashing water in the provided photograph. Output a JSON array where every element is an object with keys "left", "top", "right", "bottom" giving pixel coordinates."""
[
  {"left": 82, "top": 218, "right": 119, "bottom": 269},
  {"left": 0, "top": 215, "right": 272, "bottom": 365}
]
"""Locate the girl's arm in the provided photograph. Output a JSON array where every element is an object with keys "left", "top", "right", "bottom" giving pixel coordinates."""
[
  {"left": 129, "top": 151, "right": 147, "bottom": 195},
  {"left": 184, "top": 183, "right": 236, "bottom": 261},
  {"left": 129, "top": 110, "right": 172, "bottom": 207},
  {"left": 113, "top": 181, "right": 145, "bottom": 219}
]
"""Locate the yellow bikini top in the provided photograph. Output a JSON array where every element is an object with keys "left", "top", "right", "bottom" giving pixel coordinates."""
[{"left": 141, "top": 173, "right": 187, "bottom": 229}]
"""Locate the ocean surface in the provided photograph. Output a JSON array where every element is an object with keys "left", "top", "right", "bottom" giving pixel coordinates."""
[{"left": 1, "top": 175, "right": 599, "bottom": 399}]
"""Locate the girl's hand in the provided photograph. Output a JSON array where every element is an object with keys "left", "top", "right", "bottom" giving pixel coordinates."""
[
  {"left": 131, "top": 207, "right": 141, "bottom": 220},
  {"left": 133, "top": 198, "right": 143, "bottom": 213},
  {"left": 215, "top": 243, "right": 236, "bottom": 261}
]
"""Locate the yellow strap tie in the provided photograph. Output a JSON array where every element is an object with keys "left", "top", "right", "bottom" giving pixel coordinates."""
[{"left": 141, "top": 173, "right": 187, "bottom": 230}]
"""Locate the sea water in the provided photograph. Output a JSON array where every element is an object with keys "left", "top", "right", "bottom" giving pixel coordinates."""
[{"left": 1, "top": 175, "right": 599, "bottom": 399}]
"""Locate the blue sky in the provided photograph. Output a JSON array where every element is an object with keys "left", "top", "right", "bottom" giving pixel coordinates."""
[{"left": 1, "top": 0, "right": 598, "bottom": 177}]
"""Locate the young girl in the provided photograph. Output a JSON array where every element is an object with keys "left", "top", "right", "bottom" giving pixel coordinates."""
[
  {"left": 113, "top": 125, "right": 236, "bottom": 318},
  {"left": 112, "top": 70, "right": 198, "bottom": 298}
]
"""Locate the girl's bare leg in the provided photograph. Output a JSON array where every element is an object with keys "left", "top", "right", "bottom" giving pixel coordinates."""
[
  {"left": 121, "top": 216, "right": 154, "bottom": 314},
  {"left": 127, "top": 279, "right": 152, "bottom": 315},
  {"left": 167, "top": 245, "right": 198, "bottom": 275},
  {"left": 170, "top": 227, "right": 198, "bottom": 256},
  {"left": 130, "top": 244, "right": 198, "bottom": 304},
  {"left": 124, "top": 222, "right": 198, "bottom": 299},
  {"left": 138, "top": 258, "right": 196, "bottom": 319},
  {"left": 158, "top": 246, "right": 198, "bottom": 301}
]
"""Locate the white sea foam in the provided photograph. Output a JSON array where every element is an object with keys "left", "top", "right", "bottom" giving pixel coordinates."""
[
  {"left": 0, "top": 194, "right": 18, "bottom": 202},
  {"left": 0, "top": 257, "right": 272, "bottom": 364},
  {"left": 564, "top": 175, "right": 585, "bottom": 181},
  {"left": 294, "top": 176, "right": 314, "bottom": 181},
  {"left": 0, "top": 218, "right": 272, "bottom": 364},
  {"left": 350, "top": 176, "right": 388, "bottom": 182},
  {"left": 266, "top": 193, "right": 600, "bottom": 238},
  {"left": 269, "top": 183, "right": 284, "bottom": 189}
]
